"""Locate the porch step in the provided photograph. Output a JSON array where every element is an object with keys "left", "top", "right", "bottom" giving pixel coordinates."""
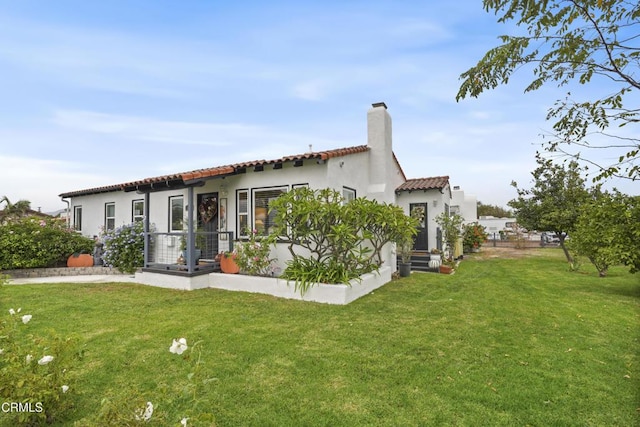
[{"left": 396, "top": 253, "right": 439, "bottom": 272}]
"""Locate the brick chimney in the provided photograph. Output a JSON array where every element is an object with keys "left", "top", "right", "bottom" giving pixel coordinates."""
[{"left": 367, "top": 102, "right": 394, "bottom": 202}]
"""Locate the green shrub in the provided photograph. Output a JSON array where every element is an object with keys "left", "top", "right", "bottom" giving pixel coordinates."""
[
  {"left": 0, "top": 298, "right": 81, "bottom": 425},
  {"left": 235, "top": 229, "right": 276, "bottom": 276},
  {"left": 462, "top": 222, "right": 488, "bottom": 252},
  {"left": 101, "top": 222, "right": 147, "bottom": 274},
  {"left": 0, "top": 217, "right": 94, "bottom": 270},
  {"left": 269, "top": 188, "right": 417, "bottom": 292}
]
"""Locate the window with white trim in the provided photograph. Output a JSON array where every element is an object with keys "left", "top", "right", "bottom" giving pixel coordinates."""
[
  {"left": 132, "top": 199, "right": 144, "bottom": 222},
  {"left": 105, "top": 203, "right": 115, "bottom": 231},
  {"left": 253, "top": 186, "right": 287, "bottom": 236},
  {"left": 73, "top": 206, "right": 82, "bottom": 231},
  {"left": 169, "top": 196, "right": 184, "bottom": 232},
  {"left": 237, "top": 190, "right": 249, "bottom": 238}
]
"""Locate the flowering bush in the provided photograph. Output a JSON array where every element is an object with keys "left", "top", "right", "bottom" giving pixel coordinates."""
[
  {"left": 101, "top": 221, "right": 150, "bottom": 274},
  {"left": 234, "top": 229, "right": 276, "bottom": 276},
  {"left": 463, "top": 222, "right": 488, "bottom": 252},
  {"left": 0, "top": 217, "right": 94, "bottom": 269},
  {"left": 0, "top": 276, "right": 80, "bottom": 425}
]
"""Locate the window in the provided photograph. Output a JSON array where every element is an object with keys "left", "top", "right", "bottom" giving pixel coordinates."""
[
  {"left": 169, "top": 196, "right": 184, "bottom": 232},
  {"left": 342, "top": 187, "right": 356, "bottom": 204},
  {"left": 237, "top": 190, "right": 249, "bottom": 238},
  {"left": 253, "top": 186, "right": 287, "bottom": 236},
  {"left": 132, "top": 199, "right": 144, "bottom": 222},
  {"left": 450, "top": 205, "right": 460, "bottom": 215},
  {"left": 73, "top": 206, "right": 82, "bottom": 231},
  {"left": 105, "top": 203, "right": 115, "bottom": 231}
]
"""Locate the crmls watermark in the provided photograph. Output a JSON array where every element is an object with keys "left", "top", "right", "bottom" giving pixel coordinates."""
[{"left": 1, "top": 402, "right": 44, "bottom": 413}]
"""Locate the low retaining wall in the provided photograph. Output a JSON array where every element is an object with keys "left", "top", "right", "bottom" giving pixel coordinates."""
[
  {"left": 134, "top": 266, "right": 392, "bottom": 305},
  {"left": 3, "top": 266, "right": 124, "bottom": 279}
]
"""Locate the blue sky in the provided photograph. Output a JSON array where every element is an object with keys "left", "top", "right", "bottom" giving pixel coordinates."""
[{"left": 0, "top": 0, "right": 636, "bottom": 213}]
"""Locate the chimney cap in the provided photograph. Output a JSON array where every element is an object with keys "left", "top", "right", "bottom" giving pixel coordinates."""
[{"left": 371, "top": 102, "right": 387, "bottom": 109}]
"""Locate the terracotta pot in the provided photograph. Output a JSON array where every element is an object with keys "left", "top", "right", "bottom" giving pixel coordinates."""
[
  {"left": 220, "top": 254, "right": 240, "bottom": 274},
  {"left": 439, "top": 265, "right": 453, "bottom": 274},
  {"left": 67, "top": 253, "right": 94, "bottom": 268}
]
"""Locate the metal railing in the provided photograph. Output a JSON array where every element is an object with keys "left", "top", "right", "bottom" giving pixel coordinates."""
[{"left": 144, "top": 231, "right": 235, "bottom": 275}]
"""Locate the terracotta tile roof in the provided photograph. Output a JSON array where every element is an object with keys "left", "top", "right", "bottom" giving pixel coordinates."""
[
  {"left": 59, "top": 145, "right": 370, "bottom": 198},
  {"left": 396, "top": 176, "right": 450, "bottom": 192}
]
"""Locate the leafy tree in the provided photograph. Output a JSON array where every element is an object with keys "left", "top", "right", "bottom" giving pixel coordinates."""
[
  {"left": 508, "top": 157, "right": 590, "bottom": 263},
  {"left": 477, "top": 202, "right": 513, "bottom": 218},
  {"left": 457, "top": 0, "right": 640, "bottom": 182},
  {"left": 568, "top": 190, "right": 640, "bottom": 276}
]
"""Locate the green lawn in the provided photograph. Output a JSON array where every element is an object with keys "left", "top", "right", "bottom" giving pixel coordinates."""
[{"left": 2, "top": 248, "right": 639, "bottom": 426}]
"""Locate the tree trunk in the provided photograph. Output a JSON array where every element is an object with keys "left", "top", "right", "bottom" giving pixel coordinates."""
[{"left": 558, "top": 234, "right": 574, "bottom": 264}]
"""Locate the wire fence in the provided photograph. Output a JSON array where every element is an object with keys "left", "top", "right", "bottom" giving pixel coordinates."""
[{"left": 146, "top": 231, "right": 234, "bottom": 272}]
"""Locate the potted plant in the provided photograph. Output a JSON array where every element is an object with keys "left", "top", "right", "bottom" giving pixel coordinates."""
[
  {"left": 397, "top": 240, "right": 413, "bottom": 277},
  {"left": 219, "top": 251, "right": 240, "bottom": 274},
  {"left": 439, "top": 262, "right": 453, "bottom": 274},
  {"left": 428, "top": 248, "right": 442, "bottom": 271},
  {"left": 179, "top": 229, "right": 206, "bottom": 264}
]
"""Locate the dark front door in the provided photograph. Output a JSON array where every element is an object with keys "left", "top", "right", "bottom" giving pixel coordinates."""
[
  {"left": 410, "top": 203, "right": 428, "bottom": 251},
  {"left": 197, "top": 192, "right": 219, "bottom": 259}
]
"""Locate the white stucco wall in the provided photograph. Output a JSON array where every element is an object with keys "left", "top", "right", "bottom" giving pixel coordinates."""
[
  {"left": 451, "top": 187, "right": 478, "bottom": 224},
  {"left": 395, "top": 188, "right": 450, "bottom": 251}
]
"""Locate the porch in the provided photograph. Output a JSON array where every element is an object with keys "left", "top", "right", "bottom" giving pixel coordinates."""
[{"left": 143, "top": 231, "right": 235, "bottom": 277}]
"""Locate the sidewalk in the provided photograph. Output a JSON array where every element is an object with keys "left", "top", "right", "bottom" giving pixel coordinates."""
[{"left": 8, "top": 275, "right": 140, "bottom": 285}]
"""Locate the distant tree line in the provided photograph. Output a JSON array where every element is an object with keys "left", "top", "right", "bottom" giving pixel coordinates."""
[{"left": 477, "top": 202, "right": 513, "bottom": 218}]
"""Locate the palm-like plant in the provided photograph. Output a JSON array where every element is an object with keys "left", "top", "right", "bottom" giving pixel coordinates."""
[{"left": 0, "top": 196, "right": 32, "bottom": 221}]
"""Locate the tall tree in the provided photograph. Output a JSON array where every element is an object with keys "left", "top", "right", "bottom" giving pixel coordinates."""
[
  {"left": 457, "top": 0, "right": 640, "bottom": 182},
  {"left": 508, "top": 157, "right": 590, "bottom": 263}
]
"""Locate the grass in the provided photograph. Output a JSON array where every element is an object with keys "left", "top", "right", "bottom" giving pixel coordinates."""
[{"left": 2, "top": 248, "right": 639, "bottom": 426}]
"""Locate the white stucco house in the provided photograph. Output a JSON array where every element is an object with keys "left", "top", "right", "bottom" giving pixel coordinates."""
[{"left": 60, "top": 103, "right": 476, "bottom": 283}]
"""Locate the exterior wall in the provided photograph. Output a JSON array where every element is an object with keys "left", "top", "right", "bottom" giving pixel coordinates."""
[
  {"left": 395, "top": 188, "right": 449, "bottom": 251},
  {"left": 68, "top": 191, "right": 148, "bottom": 238},
  {"left": 451, "top": 187, "right": 478, "bottom": 224}
]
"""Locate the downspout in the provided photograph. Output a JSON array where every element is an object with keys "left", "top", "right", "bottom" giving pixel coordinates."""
[{"left": 60, "top": 197, "right": 70, "bottom": 229}]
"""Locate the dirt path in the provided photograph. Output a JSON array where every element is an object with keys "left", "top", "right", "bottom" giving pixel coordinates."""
[{"left": 469, "top": 246, "right": 552, "bottom": 260}]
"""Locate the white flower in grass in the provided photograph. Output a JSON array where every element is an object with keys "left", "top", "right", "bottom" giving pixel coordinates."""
[
  {"left": 135, "top": 401, "right": 153, "bottom": 422},
  {"left": 26, "top": 354, "right": 33, "bottom": 363},
  {"left": 0, "top": 348, "right": 3, "bottom": 354},
  {"left": 38, "top": 355, "right": 54, "bottom": 365},
  {"left": 17, "top": 308, "right": 21, "bottom": 313},
  {"left": 61, "top": 385, "right": 69, "bottom": 393},
  {"left": 169, "top": 338, "right": 188, "bottom": 355},
  {"left": 9, "top": 308, "right": 15, "bottom": 315},
  {"left": 21, "top": 314, "right": 32, "bottom": 324},
  {"left": 181, "top": 417, "right": 188, "bottom": 426}
]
